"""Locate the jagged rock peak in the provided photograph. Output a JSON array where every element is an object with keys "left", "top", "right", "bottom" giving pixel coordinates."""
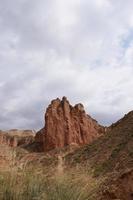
[
  {"left": 50, "top": 96, "right": 69, "bottom": 106},
  {"left": 62, "top": 96, "right": 68, "bottom": 101},
  {"left": 74, "top": 103, "right": 85, "bottom": 112},
  {"left": 36, "top": 97, "right": 105, "bottom": 151},
  {"left": 48, "top": 97, "right": 85, "bottom": 113}
]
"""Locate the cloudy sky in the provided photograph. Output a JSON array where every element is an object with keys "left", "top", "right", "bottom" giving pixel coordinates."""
[{"left": 0, "top": 0, "right": 133, "bottom": 130}]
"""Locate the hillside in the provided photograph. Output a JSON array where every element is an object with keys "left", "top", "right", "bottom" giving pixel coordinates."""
[
  {"left": 65, "top": 111, "right": 133, "bottom": 174},
  {"left": 0, "top": 99, "right": 132, "bottom": 200},
  {"left": 65, "top": 111, "right": 133, "bottom": 199}
]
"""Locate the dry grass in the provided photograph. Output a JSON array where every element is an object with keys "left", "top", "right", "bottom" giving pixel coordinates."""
[{"left": 0, "top": 165, "right": 103, "bottom": 200}]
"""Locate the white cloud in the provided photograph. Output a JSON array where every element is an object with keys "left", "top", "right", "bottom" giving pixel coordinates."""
[{"left": 0, "top": 0, "right": 133, "bottom": 129}]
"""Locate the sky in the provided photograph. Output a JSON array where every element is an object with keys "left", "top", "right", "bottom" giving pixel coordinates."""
[{"left": 0, "top": 0, "right": 133, "bottom": 130}]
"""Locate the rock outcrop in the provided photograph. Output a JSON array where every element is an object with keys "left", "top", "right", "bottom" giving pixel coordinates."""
[
  {"left": 36, "top": 97, "right": 105, "bottom": 151},
  {"left": 0, "top": 130, "right": 35, "bottom": 147}
]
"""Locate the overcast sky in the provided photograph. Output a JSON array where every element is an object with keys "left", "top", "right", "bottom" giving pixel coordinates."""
[{"left": 0, "top": 0, "right": 133, "bottom": 130}]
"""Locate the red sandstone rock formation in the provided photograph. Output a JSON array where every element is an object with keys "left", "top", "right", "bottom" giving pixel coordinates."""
[
  {"left": 35, "top": 129, "right": 44, "bottom": 143},
  {"left": 36, "top": 97, "right": 105, "bottom": 151},
  {"left": 34, "top": 128, "right": 44, "bottom": 151},
  {"left": 0, "top": 130, "right": 35, "bottom": 147}
]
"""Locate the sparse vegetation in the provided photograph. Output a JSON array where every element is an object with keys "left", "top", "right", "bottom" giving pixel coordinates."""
[
  {"left": 93, "top": 160, "right": 113, "bottom": 177},
  {"left": 0, "top": 167, "right": 103, "bottom": 200}
]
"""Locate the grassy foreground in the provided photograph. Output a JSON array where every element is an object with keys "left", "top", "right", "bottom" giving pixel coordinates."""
[{"left": 0, "top": 166, "right": 103, "bottom": 200}]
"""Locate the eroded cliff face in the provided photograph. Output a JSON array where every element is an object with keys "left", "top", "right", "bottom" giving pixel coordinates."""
[
  {"left": 36, "top": 97, "right": 105, "bottom": 151},
  {"left": 0, "top": 130, "right": 35, "bottom": 147}
]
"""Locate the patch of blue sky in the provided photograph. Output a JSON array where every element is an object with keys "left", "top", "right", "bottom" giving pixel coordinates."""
[{"left": 121, "top": 29, "right": 133, "bottom": 49}]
